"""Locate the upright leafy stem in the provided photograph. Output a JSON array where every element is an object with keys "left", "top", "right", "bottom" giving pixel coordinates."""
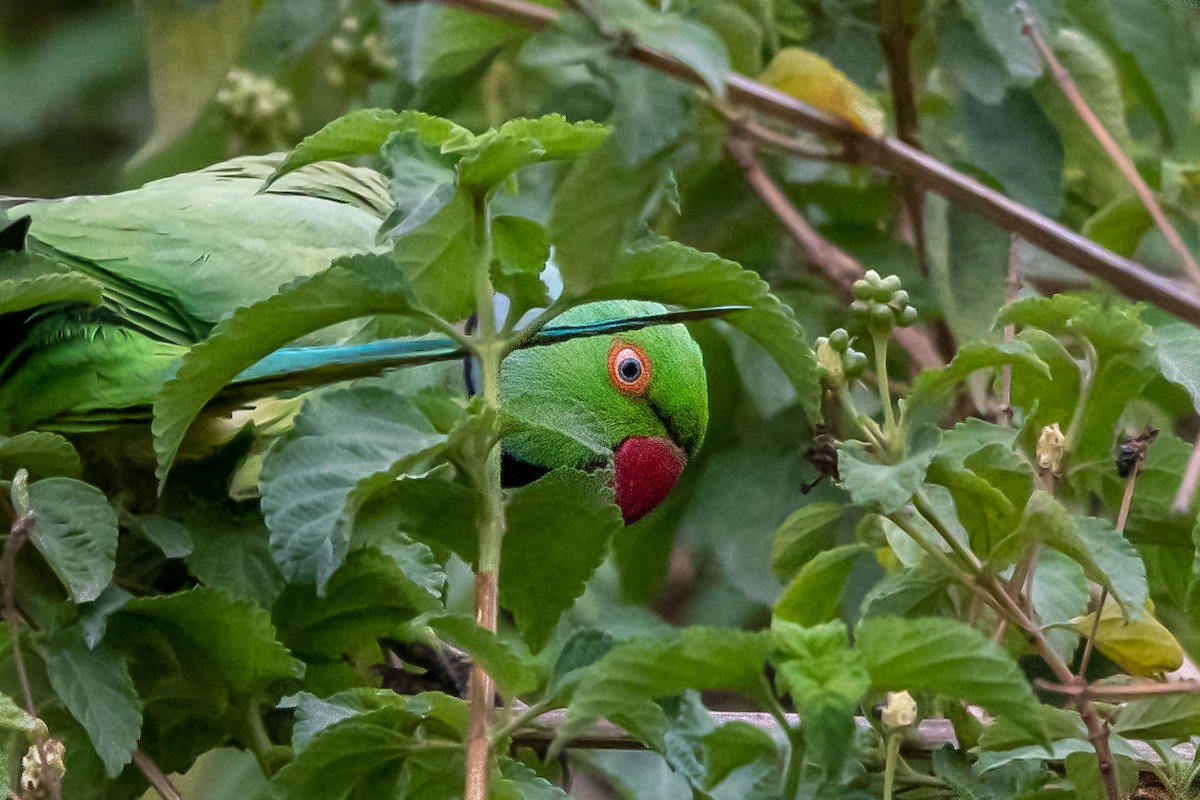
[{"left": 463, "top": 192, "right": 504, "bottom": 800}]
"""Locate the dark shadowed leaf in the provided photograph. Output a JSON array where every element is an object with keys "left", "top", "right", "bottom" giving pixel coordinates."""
[{"left": 27, "top": 478, "right": 117, "bottom": 603}]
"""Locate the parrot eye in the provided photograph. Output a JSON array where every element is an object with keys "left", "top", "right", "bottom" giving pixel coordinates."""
[{"left": 608, "top": 342, "right": 651, "bottom": 394}]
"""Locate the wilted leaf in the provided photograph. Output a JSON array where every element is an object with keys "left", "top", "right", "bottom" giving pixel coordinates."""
[
  {"left": 760, "top": 47, "right": 884, "bottom": 135},
  {"left": 1072, "top": 600, "right": 1183, "bottom": 677}
]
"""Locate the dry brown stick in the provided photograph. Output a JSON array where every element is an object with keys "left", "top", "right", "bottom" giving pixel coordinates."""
[
  {"left": 724, "top": 135, "right": 944, "bottom": 371},
  {"left": 1036, "top": 679, "right": 1200, "bottom": 702},
  {"left": 3, "top": 472, "right": 61, "bottom": 800},
  {"left": 1173, "top": 431, "right": 1200, "bottom": 512},
  {"left": 878, "top": 0, "right": 928, "bottom": 276},
  {"left": 391, "top": 0, "right": 1200, "bottom": 327},
  {"left": 1017, "top": 4, "right": 1200, "bottom": 288},
  {"left": 132, "top": 749, "right": 183, "bottom": 800}
]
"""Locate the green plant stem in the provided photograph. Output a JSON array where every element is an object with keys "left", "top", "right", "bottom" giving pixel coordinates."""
[
  {"left": 465, "top": 196, "right": 504, "bottom": 800},
  {"left": 758, "top": 675, "right": 803, "bottom": 799},
  {"left": 871, "top": 331, "right": 897, "bottom": 443},
  {"left": 489, "top": 701, "right": 550, "bottom": 746},
  {"left": 244, "top": 700, "right": 273, "bottom": 777},
  {"left": 882, "top": 733, "right": 900, "bottom": 800},
  {"left": 1062, "top": 338, "right": 1098, "bottom": 460},
  {"left": 912, "top": 492, "right": 984, "bottom": 574}
]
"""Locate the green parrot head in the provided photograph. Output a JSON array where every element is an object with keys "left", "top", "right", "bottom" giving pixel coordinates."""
[{"left": 499, "top": 300, "right": 708, "bottom": 523}]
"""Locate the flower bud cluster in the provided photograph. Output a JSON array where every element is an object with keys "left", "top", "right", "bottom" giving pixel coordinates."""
[
  {"left": 815, "top": 327, "right": 867, "bottom": 388},
  {"left": 850, "top": 270, "right": 917, "bottom": 333}
]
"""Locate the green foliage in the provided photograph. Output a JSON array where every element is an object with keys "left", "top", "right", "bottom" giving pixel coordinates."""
[{"left": 8, "top": 0, "right": 1200, "bottom": 795}]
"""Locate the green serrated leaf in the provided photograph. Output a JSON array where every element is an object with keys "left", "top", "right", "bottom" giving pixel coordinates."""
[
  {"left": 260, "top": 384, "right": 451, "bottom": 588},
  {"left": 391, "top": 187, "right": 478, "bottom": 321},
  {"left": 927, "top": 443, "right": 1032, "bottom": 562},
  {"left": 273, "top": 549, "right": 440, "bottom": 661},
  {"left": 773, "top": 544, "right": 867, "bottom": 626},
  {"left": 857, "top": 616, "right": 1047, "bottom": 745},
  {"left": 456, "top": 116, "right": 608, "bottom": 188},
  {"left": 771, "top": 502, "right": 844, "bottom": 581},
  {"left": 771, "top": 619, "right": 868, "bottom": 776},
  {"left": 837, "top": 440, "right": 936, "bottom": 514},
  {"left": 38, "top": 628, "right": 141, "bottom": 777},
  {"left": 908, "top": 340, "right": 1049, "bottom": 416},
  {"left": 269, "top": 108, "right": 471, "bottom": 184},
  {"left": 0, "top": 432, "right": 81, "bottom": 481},
  {"left": 500, "top": 468, "right": 622, "bottom": 650},
  {"left": 546, "top": 628, "right": 615, "bottom": 703},
  {"left": 1016, "top": 491, "right": 1147, "bottom": 613},
  {"left": 428, "top": 615, "right": 539, "bottom": 696},
  {"left": 0, "top": 270, "right": 102, "bottom": 316},
  {"left": 1114, "top": 694, "right": 1200, "bottom": 740},
  {"left": 578, "top": 0, "right": 729, "bottom": 96},
  {"left": 26, "top": 478, "right": 117, "bottom": 603},
  {"left": 152, "top": 254, "right": 430, "bottom": 485},
  {"left": 111, "top": 587, "right": 301, "bottom": 702},
  {"left": 378, "top": 132, "right": 458, "bottom": 239},
  {"left": 268, "top": 706, "right": 420, "bottom": 799},
  {"left": 562, "top": 627, "right": 771, "bottom": 748}
]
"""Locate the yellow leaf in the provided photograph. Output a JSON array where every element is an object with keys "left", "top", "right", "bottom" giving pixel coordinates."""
[
  {"left": 758, "top": 48, "right": 885, "bottom": 136},
  {"left": 1071, "top": 600, "right": 1183, "bottom": 677}
]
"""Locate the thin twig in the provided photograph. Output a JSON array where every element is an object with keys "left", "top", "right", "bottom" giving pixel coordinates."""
[
  {"left": 3, "top": 471, "right": 61, "bottom": 800},
  {"left": 132, "top": 749, "right": 183, "bottom": 800},
  {"left": 391, "top": 0, "right": 1200, "bottom": 327},
  {"left": 878, "top": 0, "right": 929, "bottom": 277},
  {"left": 1173, "top": 430, "right": 1200, "bottom": 512},
  {"left": 1036, "top": 679, "right": 1200, "bottom": 702},
  {"left": 724, "top": 134, "right": 943, "bottom": 371},
  {"left": 1017, "top": 3, "right": 1200, "bottom": 288},
  {"left": 1000, "top": 235, "right": 1022, "bottom": 425}
]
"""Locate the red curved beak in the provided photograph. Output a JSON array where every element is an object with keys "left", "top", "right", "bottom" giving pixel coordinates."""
[{"left": 612, "top": 436, "right": 687, "bottom": 524}]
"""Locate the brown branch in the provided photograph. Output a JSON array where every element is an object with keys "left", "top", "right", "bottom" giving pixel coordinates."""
[
  {"left": 878, "top": 0, "right": 929, "bottom": 278},
  {"left": 391, "top": 0, "right": 1200, "bottom": 327},
  {"left": 3, "top": 471, "right": 61, "bottom": 800},
  {"left": 132, "top": 749, "right": 182, "bottom": 800},
  {"left": 1173, "top": 430, "right": 1200, "bottom": 512},
  {"left": 1036, "top": 679, "right": 1200, "bottom": 702},
  {"left": 724, "top": 134, "right": 943, "bottom": 372},
  {"left": 1000, "top": 235, "right": 1022, "bottom": 425},
  {"left": 1017, "top": 4, "right": 1200, "bottom": 289},
  {"left": 465, "top": 572, "right": 498, "bottom": 800}
]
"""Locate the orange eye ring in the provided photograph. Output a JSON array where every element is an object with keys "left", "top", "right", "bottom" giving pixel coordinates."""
[{"left": 608, "top": 341, "right": 651, "bottom": 395}]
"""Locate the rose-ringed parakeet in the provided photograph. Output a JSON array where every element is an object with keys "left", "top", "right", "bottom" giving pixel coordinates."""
[{"left": 0, "top": 155, "right": 711, "bottom": 522}]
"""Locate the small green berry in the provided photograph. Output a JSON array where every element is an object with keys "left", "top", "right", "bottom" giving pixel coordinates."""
[
  {"left": 893, "top": 290, "right": 910, "bottom": 308},
  {"left": 872, "top": 284, "right": 894, "bottom": 303},
  {"left": 850, "top": 299, "right": 870, "bottom": 316},
  {"left": 844, "top": 350, "right": 868, "bottom": 378},
  {"left": 852, "top": 280, "right": 873, "bottom": 301},
  {"left": 880, "top": 274, "right": 902, "bottom": 294},
  {"left": 870, "top": 303, "right": 895, "bottom": 328},
  {"left": 897, "top": 306, "right": 919, "bottom": 327},
  {"left": 863, "top": 269, "right": 881, "bottom": 285},
  {"left": 815, "top": 336, "right": 829, "bottom": 349},
  {"left": 829, "top": 328, "right": 850, "bottom": 351}
]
